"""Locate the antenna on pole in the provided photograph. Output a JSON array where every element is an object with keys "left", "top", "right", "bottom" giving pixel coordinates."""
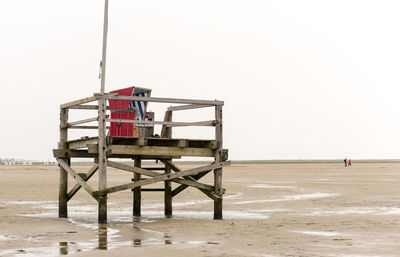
[{"left": 100, "top": 0, "right": 109, "bottom": 94}]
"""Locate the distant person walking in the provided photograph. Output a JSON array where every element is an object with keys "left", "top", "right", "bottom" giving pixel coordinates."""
[
  {"left": 344, "top": 158, "right": 347, "bottom": 167},
  {"left": 348, "top": 159, "right": 352, "bottom": 166}
]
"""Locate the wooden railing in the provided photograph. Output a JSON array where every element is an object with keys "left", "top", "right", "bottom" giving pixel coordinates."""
[{"left": 59, "top": 93, "right": 223, "bottom": 135}]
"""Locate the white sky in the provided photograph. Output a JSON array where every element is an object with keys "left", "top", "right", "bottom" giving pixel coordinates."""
[{"left": 1, "top": 0, "right": 399, "bottom": 160}]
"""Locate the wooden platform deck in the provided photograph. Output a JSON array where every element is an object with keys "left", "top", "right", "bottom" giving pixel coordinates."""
[{"left": 53, "top": 136, "right": 228, "bottom": 160}]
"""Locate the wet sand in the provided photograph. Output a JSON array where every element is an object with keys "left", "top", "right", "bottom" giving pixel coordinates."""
[{"left": 1, "top": 162, "right": 400, "bottom": 256}]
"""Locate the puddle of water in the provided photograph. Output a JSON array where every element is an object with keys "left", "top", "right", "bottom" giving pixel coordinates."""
[
  {"left": 0, "top": 235, "right": 13, "bottom": 240},
  {"left": 141, "top": 192, "right": 242, "bottom": 210},
  {"left": 3, "top": 200, "right": 57, "bottom": 205},
  {"left": 233, "top": 193, "right": 338, "bottom": 205},
  {"left": 139, "top": 210, "right": 269, "bottom": 219},
  {"left": 307, "top": 207, "right": 400, "bottom": 216},
  {"left": 293, "top": 230, "right": 341, "bottom": 237},
  {"left": 249, "top": 208, "right": 290, "bottom": 213},
  {"left": 327, "top": 255, "right": 396, "bottom": 257},
  {"left": 249, "top": 184, "right": 295, "bottom": 189}
]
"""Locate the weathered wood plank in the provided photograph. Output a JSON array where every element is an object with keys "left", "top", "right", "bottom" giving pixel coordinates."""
[
  {"left": 58, "top": 159, "right": 98, "bottom": 200},
  {"left": 106, "top": 119, "right": 215, "bottom": 127},
  {"left": 103, "top": 95, "right": 224, "bottom": 106},
  {"left": 54, "top": 149, "right": 95, "bottom": 158},
  {"left": 88, "top": 144, "right": 215, "bottom": 157},
  {"left": 67, "top": 117, "right": 98, "bottom": 127},
  {"left": 107, "top": 161, "right": 217, "bottom": 192},
  {"left": 68, "top": 137, "right": 99, "bottom": 149},
  {"left": 60, "top": 96, "right": 97, "bottom": 109},
  {"left": 161, "top": 160, "right": 224, "bottom": 200},
  {"left": 168, "top": 104, "right": 211, "bottom": 112},
  {"left": 68, "top": 105, "right": 99, "bottom": 110},
  {"left": 67, "top": 164, "right": 99, "bottom": 201},
  {"left": 171, "top": 170, "right": 211, "bottom": 197},
  {"left": 161, "top": 110, "right": 172, "bottom": 138},
  {"left": 53, "top": 148, "right": 181, "bottom": 159},
  {"left": 141, "top": 188, "right": 165, "bottom": 192},
  {"left": 97, "top": 161, "right": 230, "bottom": 195}
]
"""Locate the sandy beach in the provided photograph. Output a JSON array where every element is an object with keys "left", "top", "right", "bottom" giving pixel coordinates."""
[{"left": 1, "top": 162, "right": 400, "bottom": 257}]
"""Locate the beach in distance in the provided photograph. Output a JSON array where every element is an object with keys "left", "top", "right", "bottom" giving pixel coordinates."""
[{"left": 1, "top": 161, "right": 400, "bottom": 257}]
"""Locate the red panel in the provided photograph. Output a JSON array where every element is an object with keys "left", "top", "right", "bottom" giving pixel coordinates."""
[{"left": 108, "top": 87, "right": 135, "bottom": 137}]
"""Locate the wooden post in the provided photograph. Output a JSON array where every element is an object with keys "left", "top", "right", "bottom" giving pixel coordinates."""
[
  {"left": 163, "top": 111, "right": 173, "bottom": 216},
  {"left": 214, "top": 105, "right": 223, "bottom": 219},
  {"left": 59, "top": 108, "right": 69, "bottom": 218},
  {"left": 160, "top": 110, "right": 172, "bottom": 138},
  {"left": 164, "top": 162, "right": 172, "bottom": 217},
  {"left": 133, "top": 157, "right": 142, "bottom": 217},
  {"left": 98, "top": 98, "right": 107, "bottom": 223}
]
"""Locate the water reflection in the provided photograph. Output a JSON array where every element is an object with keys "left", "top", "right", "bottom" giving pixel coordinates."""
[
  {"left": 97, "top": 224, "right": 108, "bottom": 250},
  {"left": 133, "top": 239, "right": 141, "bottom": 247},
  {"left": 59, "top": 242, "right": 68, "bottom": 255}
]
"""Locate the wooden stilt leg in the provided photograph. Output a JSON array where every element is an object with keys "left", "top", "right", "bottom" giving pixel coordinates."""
[
  {"left": 164, "top": 160, "right": 172, "bottom": 217},
  {"left": 214, "top": 105, "right": 223, "bottom": 220},
  {"left": 133, "top": 157, "right": 142, "bottom": 217},
  {"left": 59, "top": 161, "right": 68, "bottom": 218},
  {"left": 213, "top": 167, "right": 223, "bottom": 219},
  {"left": 59, "top": 108, "right": 68, "bottom": 218},
  {"left": 98, "top": 196, "right": 107, "bottom": 224},
  {"left": 98, "top": 98, "right": 107, "bottom": 223}
]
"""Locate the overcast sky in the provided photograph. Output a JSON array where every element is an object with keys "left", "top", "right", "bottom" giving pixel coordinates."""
[{"left": 1, "top": 0, "right": 399, "bottom": 160}]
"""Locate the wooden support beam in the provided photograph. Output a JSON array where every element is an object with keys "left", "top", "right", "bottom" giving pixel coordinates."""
[
  {"left": 171, "top": 170, "right": 211, "bottom": 197},
  {"left": 96, "top": 161, "right": 230, "bottom": 195},
  {"left": 214, "top": 105, "right": 223, "bottom": 219},
  {"left": 59, "top": 108, "right": 69, "bottom": 218},
  {"left": 60, "top": 96, "right": 97, "bottom": 109},
  {"left": 58, "top": 159, "right": 98, "bottom": 200},
  {"left": 54, "top": 149, "right": 95, "bottom": 158},
  {"left": 167, "top": 104, "right": 211, "bottom": 112},
  {"left": 98, "top": 98, "right": 107, "bottom": 223},
  {"left": 142, "top": 167, "right": 166, "bottom": 171},
  {"left": 67, "top": 164, "right": 99, "bottom": 201},
  {"left": 133, "top": 158, "right": 141, "bottom": 217},
  {"left": 88, "top": 144, "right": 215, "bottom": 158},
  {"left": 161, "top": 160, "right": 223, "bottom": 200},
  {"left": 140, "top": 188, "right": 165, "bottom": 192},
  {"left": 107, "top": 161, "right": 218, "bottom": 192},
  {"left": 164, "top": 160, "right": 172, "bottom": 217},
  {"left": 53, "top": 148, "right": 182, "bottom": 160}
]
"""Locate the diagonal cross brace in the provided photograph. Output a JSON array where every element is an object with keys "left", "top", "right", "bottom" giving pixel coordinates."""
[
  {"left": 58, "top": 159, "right": 99, "bottom": 201},
  {"left": 161, "top": 160, "right": 225, "bottom": 200},
  {"left": 95, "top": 161, "right": 231, "bottom": 195},
  {"left": 67, "top": 164, "right": 99, "bottom": 201},
  {"left": 171, "top": 170, "right": 210, "bottom": 197},
  {"left": 106, "top": 160, "right": 217, "bottom": 194}
]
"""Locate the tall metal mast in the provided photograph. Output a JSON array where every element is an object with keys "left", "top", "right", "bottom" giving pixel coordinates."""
[{"left": 100, "top": 0, "right": 109, "bottom": 93}]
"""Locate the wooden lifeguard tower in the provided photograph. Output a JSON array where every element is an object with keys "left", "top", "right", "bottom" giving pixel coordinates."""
[{"left": 53, "top": 1, "right": 229, "bottom": 223}]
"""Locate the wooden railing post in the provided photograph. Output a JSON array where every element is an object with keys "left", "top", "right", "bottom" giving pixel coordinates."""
[
  {"left": 98, "top": 97, "right": 108, "bottom": 223},
  {"left": 214, "top": 105, "right": 223, "bottom": 219},
  {"left": 133, "top": 157, "right": 142, "bottom": 217},
  {"left": 59, "top": 108, "right": 69, "bottom": 218}
]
